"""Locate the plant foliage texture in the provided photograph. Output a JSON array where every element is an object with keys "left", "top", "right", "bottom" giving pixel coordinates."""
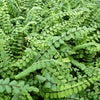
[{"left": 0, "top": 0, "right": 100, "bottom": 100}]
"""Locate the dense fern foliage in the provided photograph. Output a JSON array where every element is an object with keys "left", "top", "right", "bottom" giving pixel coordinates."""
[{"left": 0, "top": 0, "right": 100, "bottom": 100}]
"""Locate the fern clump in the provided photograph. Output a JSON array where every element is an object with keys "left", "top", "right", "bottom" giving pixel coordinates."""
[{"left": 0, "top": 0, "right": 100, "bottom": 100}]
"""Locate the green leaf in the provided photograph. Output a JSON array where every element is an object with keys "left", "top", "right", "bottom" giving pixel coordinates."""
[
  {"left": 58, "top": 92, "right": 62, "bottom": 98},
  {"left": 5, "top": 85, "right": 11, "bottom": 93},
  {"left": 13, "top": 87, "right": 20, "bottom": 93},
  {"left": 41, "top": 62, "right": 46, "bottom": 68},
  {"left": 26, "top": 58, "right": 30, "bottom": 63},
  {"left": 12, "top": 94, "right": 18, "bottom": 100},
  {"left": 0, "top": 79, "right": 3, "bottom": 84},
  {"left": 50, "top": 93, "right": 54, "bottom": 98},
  {"left": 60, "top": 91, "right": 65, "bottom": 98},
  {"left": 68, "top": 88, "right": 73, "bottom": 95},
  {"left": 50, "top": 46, "right": 55, "bottom": 52},
  {"left": 65, "top": 35, "right": 72, "bottom": 40},
  {"left": 18, "top": 81, "right": 25, "bottom": 86},
  {"left": 78, "top": 85, "right": 82, "bottom": 91},
  {"left": 25, "top": 91, "right": 33, "bottom": 100},
  {"left": 45, "top": 93, "right": 49, "bottom": 98},
  {"left": 37, "top": 62, "right": 41, "bottom": 69},
  {"left": 62, "top": 58, "right": 70, "bottom": 63},
  {"left": 26, "top": 86, "right": 39, "bottom": 93},
  {"left": 20, "top": 87, "right": 26, "bottom": 92},
  {"left": 0, "top": 85, "right": 5, "bottom": 93},
  {"left": 19, "top": 95, "right": 26, "bottom": 100},
  {"left": 60, "top": 85, "right": 64, "bottom": 91},
  {"left": 74, "top": 87, "right": 78, "bottom": 93},
  {"left": 59, "top": 39, "right": 65, "bottom": 44},
  {"left": 10, "top": 80, "right": 17, "bottom": 85},
  {"left": 82, "top": 84, "right": 87, "bottom": 89},
  {"left": 44, "top": 82, "right": 51, "bottom": 89},
  {"left": 55, "top": 42, "right": 60, "bottom": 48},
  {"left": 36, "top": 75, "right": 46, "bottom": 83},
  {"left": 51, "top": 84, "right": 56, "bottom": 91},
  {"left": 23, "top": 62, "right": 26, "bottom": 66},
  {"left": 45, "top": 72, "right": 51, "bottom": 81},
  {"left": 3, "top": 78, "right": 10, "bottom": 84},
  {"left": 48, "top": 41, "right": 52, "bottom": 46}
]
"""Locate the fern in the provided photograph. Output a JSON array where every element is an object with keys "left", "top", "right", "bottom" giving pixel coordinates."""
[
  {"left": 0, "top": 0, "right": 100, "bottom": 100},
  {"left": 0, "top": 0, "right": 12, "bottom": 34}
]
